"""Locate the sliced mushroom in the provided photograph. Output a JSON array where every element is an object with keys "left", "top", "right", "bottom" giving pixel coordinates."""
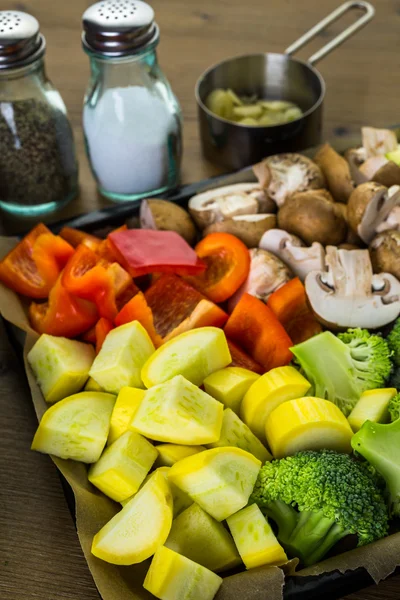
[
  {"left": 140, "top": 199, "right": 197, "bottom": 245},
  {"left": 362, "top": 126, "right": 398, "bottom": 157},
  {"left": 277, "top": 189, "right": 347, "bottom": 246},
  {"left": 345, "top": 127, "right": 399, "bottom": 186},
  {"left": 370, "top": 230, "right": 400, "bottom": 280},
  {"left": 204, "top": 214, "right": 276, "bottom": 247},
  {"left": 188, "top": 183, "right": 265, "bottom": 230},
  {"left": 253, "top": 153, "right": 326, "bottom": 207},
  {"left": 376, "top": 206, "right": 400, "bottom": 233},
  {"left": 347, "top": 182, "right": 400, "bottom": 244},
  {"left": 227, "top": 248, "right": 292, "bottom": 312},
  {"left": 305, "top": 246, "right": 400, "bottom": 330},
  {"left": 314, "top": 143, "right": 355, "bottom": 203},
  {"left": 259, "top": 229, "right": 325, "bottom": 282}
]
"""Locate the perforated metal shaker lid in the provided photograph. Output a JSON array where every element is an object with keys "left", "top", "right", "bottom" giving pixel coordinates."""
[
  {"left": 0, "top": 11, "right": 45, "bottom": 70},
  {"left": 82, "top": 0, "right": 158, "bottom": 57}
]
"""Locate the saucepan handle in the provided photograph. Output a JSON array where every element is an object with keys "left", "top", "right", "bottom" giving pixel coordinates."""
[{"left": 284, "top": 1, "right": 375, "bottom": 66}]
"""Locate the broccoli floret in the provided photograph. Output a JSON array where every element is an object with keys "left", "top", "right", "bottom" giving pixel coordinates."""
[
  {"left": 250, "top": 450, "right": 388, "bottom": 566},
  {"left": 388, "top": 393, "right": 400, "bottom": 422},
  {"left": 387, "top": 318, "right": 400, "bottom": 367},
  {"left": 352, "top": 420, "right": 400, "bottom": 516},
  {"left": 292, "top": 329, "right": 392, "bottom": 416}
]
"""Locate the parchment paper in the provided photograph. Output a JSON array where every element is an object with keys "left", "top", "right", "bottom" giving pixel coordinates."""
[{"left": 2, "top": 233, "right": 400, "bottom": 600}]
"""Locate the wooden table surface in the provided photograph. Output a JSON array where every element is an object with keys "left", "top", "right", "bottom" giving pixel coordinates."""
[{"left": 1, "top": 0, "right": 400, "bottom": 599}]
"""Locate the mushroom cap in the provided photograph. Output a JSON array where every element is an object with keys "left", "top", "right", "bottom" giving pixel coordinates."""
[
  {"left": 188, "top": 183, "right": 261, "bottom": 229},
  {"left": 347, "top": 182, "right": 400, "bottom": 244},
  {"left": 140, "top": 199, "right": 197, "bottom": 245},
  {"left": 305, "top": 246, "right": 400, "bottom": 330},
  {"left": 254, "top": 153, "right": 326, "bottom": 207},
  {"left": 277, "top": 189, "right": 347, "bottom": 246},
  {"left": 227, "top": 248, "right": 292, "bottom": 312},
  {"left": 314, "top": 143, "right": 354, "bottom": 204},
  {"left": 373, "top": 161, "right": 400, "bottom": 187},
  {"left": 204, "top": 214, "right": 277, "bottom": 248},
  {"left": 370, "top": 230, "right": 400, "bottom": 280},
  {"left": 259, "top": 228, "right": 325, "bottom": 282}
]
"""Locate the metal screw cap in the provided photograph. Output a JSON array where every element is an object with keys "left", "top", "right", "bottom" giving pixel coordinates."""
[
  {"left": 82, "top": 0, "right": 158, "bottom": 57},
  {"left": 0, "top": 11, "right": 45, "bottom": 70}
]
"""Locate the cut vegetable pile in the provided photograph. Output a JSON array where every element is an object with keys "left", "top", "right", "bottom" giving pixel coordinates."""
[{"left": 3, "top": 125, "right": 400, "bottom": 600}]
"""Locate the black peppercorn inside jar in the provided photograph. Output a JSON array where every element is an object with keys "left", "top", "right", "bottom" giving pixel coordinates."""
[{"left": 0, "top": 11, "right": 78, "bottom": 215}]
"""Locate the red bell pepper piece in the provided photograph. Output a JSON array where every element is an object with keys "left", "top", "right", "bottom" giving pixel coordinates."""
[
  {"left": 115, "top": 281, "right": 140, "bottom": 313},
  {"left": 186, "top": 233, "right": 250, "bottom": 303},
  {"left": 0, "top": 224, "right": 74, "bottom": 299},
  {"left": 226, "top": 339, "right": 264, "bottom": 374},
  {"left": 268, "top": 277, "right": 322, "bottom": 345},
  {"left": 95, "top": 317, "right": 114, "bottom": 353},
  {"left": 115, "top": 291, "right": 163, "bottom": 347},
  {"left": 108, "top": 229, "right": 205, "bottom": 277},
  {"left": 59, "top": 227, "right": 101, "bottom": 251},
  {"left": 82, "top": 325, "right": 97, "bottom": 345},
  {"left": 224, "top": 293, "right": 293, "bottom": 371},
  {"left": 29, "top": 276, "right": 98, "bottom": 337},
  {"left": 62, "top": 245, "right": 131, "bottom": 320}
]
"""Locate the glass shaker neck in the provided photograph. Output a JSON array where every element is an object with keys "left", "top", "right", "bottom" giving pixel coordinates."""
[
  {"left": 0, "top": 56, "right": 45, "bottom": 81},
  {"left": 87, "top": 46, "right": 159, "bottom": 88}
]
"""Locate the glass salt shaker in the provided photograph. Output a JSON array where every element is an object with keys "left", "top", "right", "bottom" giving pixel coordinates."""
[
  {"left": 0, "top": 11, "right": 78, "bottom": 215},
  {"left": 82, "top": 0, "right": 183, "bottom": 202}
]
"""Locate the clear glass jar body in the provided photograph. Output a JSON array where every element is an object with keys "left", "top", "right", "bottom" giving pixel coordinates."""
[
  {"left": 0, "top": 58, "right": 78, "bottom": 215},
  {"left": 83, "top": 42, "right": 182, "bottom": 202}
]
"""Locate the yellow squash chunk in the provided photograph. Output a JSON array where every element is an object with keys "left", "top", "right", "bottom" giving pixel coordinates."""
[
  {"left": 203, "top": 367, "right": 260, "bottom": 414},
  {"left": 227, "top": 504, "right": 287, "bottom": 569},
  {"left": 156, "top": 444, "right": 206, "bottom": 468},
  {"left": 266, "top": 397, "right": 354, "bottom": 458},
  {"left": 31, "top": 391, "right": 115, "bottom": 463},
  {"left": 144, "top": 546, "right": 223, "bottom": 600},
  {"left": 165, "top": 503, "right": 241, "bottom": 572},
  {"left": 207, "top": 408, "right": 272, "bottom": 463},
  {"left": 92, "top": 469, "right": 173, "bottom": 565},
  {"left": 130, "top": 375, "right": 223, "bottom": 445},
  {"left": 168, "top": 447, "right": 261, "bottom": 521},
  {"left": 84, "top": 377, "right": 104, "bottom": 392},
  {"left": 89, "top": 321, "right": 155, "bottom": 394},
  {"left": 348, "top": 388, "right": 397, "bottom": 432},
  {"left": 108, "top": 387, "right": 145, "bottom": 445},
  {"left": 121, "top": 466, "right": 193, "bottom": 517},
  {"left": 241, "top": 366, "right": 311, "bottom": 442},
  {"left": 27, "top": 334, "right": 95, "bottom": 404},
  {"left": 141, "top": 327, "right": 231, "bottom": 388},
  {"left": 88, "top": 430, "right": 158, "bottom": 502}
]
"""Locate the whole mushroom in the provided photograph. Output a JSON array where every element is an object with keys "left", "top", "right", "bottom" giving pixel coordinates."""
[
  {"left": 253, "top": 153, "right": 326, "bottom": 207},
  {"left": 204, "top": 214, "right": 277, "bottom": 248},
  {"left": 314, "top": 143, "right": 355, "bottom": 203},
  {"left": 277, "top": 189, "right": 347, "bottom": 246},
  {"left": 259, "top": 229, "right": 325, "bottom": 282},
  {"left": 227, "top": 248, "right": 292, "bottom": 312},
  {"left": 347, "top": 182, "right": 400, "bottom": 244},
  {"left": 370, "top": 230, "right": 400, "bottom": 280},
  {"left": 306, "top": 246, "right": 400, "bottom": 330},
  {"left": 140, "top": 199, "right": 197, "bottom": 245}
]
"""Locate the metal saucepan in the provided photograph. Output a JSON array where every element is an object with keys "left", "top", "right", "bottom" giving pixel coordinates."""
[{"left": 195, "top": 1, "right": 375, "bottom": 171}]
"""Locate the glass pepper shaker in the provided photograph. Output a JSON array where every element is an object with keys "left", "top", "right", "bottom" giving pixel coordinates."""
[
  {"left": 0, "top": 11, "right": 78, "bottom": 215},
  {"left": 82, "top": 0, "right": 183, "bottom": 202}
]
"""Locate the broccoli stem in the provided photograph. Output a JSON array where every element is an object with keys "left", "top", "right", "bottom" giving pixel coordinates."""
[{"left": 264, "top": 501, "right": 349, "bottom": 566}]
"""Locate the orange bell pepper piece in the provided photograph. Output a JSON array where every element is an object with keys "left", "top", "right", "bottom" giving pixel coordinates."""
[
  {"left": 59, "top": 227, "right": 101, "bottom": 251},
  {"left": 268, "top": 278, "right": 322, "bottom": 345},
  {"left": 226, "top": 339, "right": 264, "bottom": 374},
  {"left": 29, "top": 276, "right": 98, "bottom": 337},
  {"left": 62, "top": 245, "right": 131, "bottom": 321},
  {"left": 0, "top": 224, "right": 74, "bottom": 299},
  {"left": 115, "top": 291, "right": 163, "bottom": 347},
  {"left": 224, "top": 293, "right": 293, "bottom": 371},
  {"left": 96, "top": 225, "right": 128, "bottom": 262},
  {"left": 186, "top": 233, "right": 250, "bottom": 303},
  {"left": 95, "top": 317, "right": 114, "bottom": 353}
]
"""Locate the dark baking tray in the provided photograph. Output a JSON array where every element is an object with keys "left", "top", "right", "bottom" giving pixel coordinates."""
[{"left": 7, "top": 131, "right": 400, "bottom": 599}]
